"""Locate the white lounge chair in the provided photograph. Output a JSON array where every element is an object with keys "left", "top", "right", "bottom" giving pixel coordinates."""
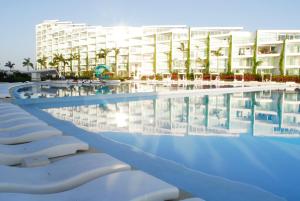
[
  {"left": 0, "top": 111, "right": 30, "bottom": 120},
  {"left": 0, "top": 107, "right": 25, "bottom": 114},
  {"left": 0, "top": 115, "right": 39, "bottom": 124},
  {"left": 181, "top": 198, "right": 205, "bottom": 201},
  {"left": 0, "top": 170, "right": 179, "bottom": 201},
  {"left": 0, "top": 125, "right": 63, "bottom": 145},
  {"left": 0, "top": 113, "right": 33, "bottom": 122},
  {"left": 0, "top": 153, "right": 131, "bottom": 193},
  {"left": 0, "top": 104, "right": 18, "bottom": 109},
  {"left": 0, "top": 136, "right": 89, "bottom": 165},
  {"left": 0, "top": 104, "right": 21, "bottom": 109},
  {"left": 0, "top": 118, "right": 48, "bottom": 131}
]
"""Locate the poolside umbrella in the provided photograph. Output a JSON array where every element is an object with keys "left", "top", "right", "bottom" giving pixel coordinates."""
[{"left": 94, "top": 64, "right": 111, "bottom": 78}]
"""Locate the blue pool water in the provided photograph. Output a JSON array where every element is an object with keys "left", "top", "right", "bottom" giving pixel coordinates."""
[
  {"left": 17, "top": 86, "right": 300, "bottom": 201},
  {"left": 102, "top": 133, "right": 300, "bottom": 201}
]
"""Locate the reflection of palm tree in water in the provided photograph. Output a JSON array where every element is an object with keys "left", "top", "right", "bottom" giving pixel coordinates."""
[
  {"left": 214, "top": 96, "right": 221, "bottom": 119},
  {"left": 96, "top": 86, "right": 111, "bottom": 94}
]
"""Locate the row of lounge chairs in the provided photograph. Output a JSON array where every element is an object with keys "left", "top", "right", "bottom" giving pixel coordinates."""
[{"left": 0, "top": 102, "right": 203, "bottom": 201}]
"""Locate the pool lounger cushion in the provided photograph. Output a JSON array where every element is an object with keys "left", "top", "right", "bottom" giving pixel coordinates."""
[
  {"left": 0, "top": 125, "right": 63, "bottom": 145},
  {"left": 0, "top": 103, "right": 18, "bottom": 107},
  {"left": 0, "top": 136, "right": 89, "bottom": 165},
  {"left": 0, "top": 107, "right": 26, "bottom": 114},
  {"left": 0, "top": 113, "right": 33, "bottom": 122},
  {"left": 0, "top": 111, "right": 30, "bottom": 119},
  {"left": 0, "top": 170, "right": 179, "bottom": 201},
  {"left": 0, "top": 103, "right": 18, "bottom": 108},
  {"left": 0, "top": 118, "right": 48, "bottom": 131},
  {"left": 181, "top": 198, "right": 205, "bottom": 201},
  {"left": 0, "top": 115, "right": 39, "bottom": 124},
  {"left": 0, "top": 153, "right": 131, "bottom": 193}
]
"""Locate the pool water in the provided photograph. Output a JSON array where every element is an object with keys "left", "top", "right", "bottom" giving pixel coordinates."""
[
  {"left": 16, "top": 83, "right": 234, "bottom": 99},
  {"left": 43, "top": 90, "right": 300, "bottom": 201}
]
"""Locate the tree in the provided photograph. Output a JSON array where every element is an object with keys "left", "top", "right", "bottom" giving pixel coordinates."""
[
  {"left": 37, "top": 56, "right": 47, "bottom": 69},
  {"left": 22, "top": 58, "right": 34, "bottom": 72},
  {"left": 53, "top": 53, "right": 63, "bottom": 74},
  {"left": 196, "top": 57, "right": 207, "bottom": 67},
  {"left": 153, "top": 34, "right": 157, "bottom": 75},
  {"left": 96, "top": 48, "right": 111, "bottom": 65},
  {"left": 252, "top": 31, "right": 258, "bottom": 74},
  {"left": 227, "top": 35, "right": 233, "bottom": 73},
  {"left": 205, "top": 33, "right": 211, "bottom": 73},
  {"left": 168, "top": 33, "right": 173, "bottom": 73},
  {"left": 61, "top": 58, "right": 69, "bottom": 76},
  {"left": 4, "top": 61, "right": 15, "bottom": 71},
  {"left": 77, "top": 49, "right": 81, "bottom": 76},
  {"left": 126, "top": 54, "right": 130, "bottom": 77},
  {"left": 52, "top": 53, "right": 69, "bottom": 75},
  {"left": 187, "top": 27, "right": 191, "bottom": 76},
  {"left": 177, "top": 42, "right": 189, "bottom": 75},
  {"left": 279, "top": 39, "right": 286, "bottom": 76},
  {"left": 112, "top": 47, "right": 120, "bottom": 75},
  {"left": 68, "top": 53, "right": 79, "bottom": 74},
  {"left": 253, "top": 60, "right": 263, "bottom": 73},
  {"left": 48, "top": 61, "right": 58, "bottom": 69},
  {"left": 212, "top": 47, "right": 223, "bottom": 72},
  {"left": 85, "top": 54, "right": 89, "bottom": 71}
]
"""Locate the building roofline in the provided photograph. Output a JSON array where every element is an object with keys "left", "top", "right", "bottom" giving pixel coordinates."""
[{"left": 257, "top": 29, "right": 300, "bottom": 32}]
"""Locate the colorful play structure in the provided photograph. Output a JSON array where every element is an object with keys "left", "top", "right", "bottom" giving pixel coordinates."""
[{"left": 94, "top": 64, "right": 112, "bottom": 79}]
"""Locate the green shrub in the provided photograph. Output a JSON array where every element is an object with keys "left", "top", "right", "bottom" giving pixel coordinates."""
[
  {"left": 155, "top": 74, "right": 163, "bottom": 81},
  {"left": 0, "top": 72, "right": 31, "bottom": 82},
  {"left": 80, "top": 71, "right": 94, "bottom": 79}
]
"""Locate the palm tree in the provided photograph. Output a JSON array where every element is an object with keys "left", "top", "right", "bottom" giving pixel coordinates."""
[
  {"left": 22, "top": 58, "right": 34, "bottom": 72},
  {"left": 253, "top": 60, "right": 263, "bottom": 74},
  {"left": 76, "top": 49, "right": 81, "bottom": 76},
  {"left": 53, "top": 53, "right": 69, "bottom": 75},
  {"left": 37, "top": 56, "right": 47, "bottom": 69},
  {"left": 96, "top": 48, "right": 111, "bottom": 65},
  {"left": 48, "top": 61, "right": 58, "bottom": 69},
  {"left": 168, "top": 35, "right": 173, "bottom": 73},
  {"left": 279, "top": 39, "right": 286, "bottom": 76},
  {"left": 212, "top": 47, "right": 223, "bottom": 72},
  {"left": 61, "top": 58, "right": 69, "bottom": 76},
  {"left": 112, "top": 48, "right": 120, "bottom": 75},
  {"left": 205, "top": 33, "right": 211, "bottom": 73},
  {"left": 52, "top": 53, "right": 63, "bottom": 73},
  {"left": 68, "top": 53, "right": 79, "bottom": 74},
  {"left": 177, "top": 42, "right": 189, "bottom": 70},
  {"left": 4, "top": 61, "right": 15, "bottom": 71},
  {"left": 196, "top": 57, "right": 207, "bottom": 68}
]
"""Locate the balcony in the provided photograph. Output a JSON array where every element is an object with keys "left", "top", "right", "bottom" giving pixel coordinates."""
[{"left": 258, "top": 46, "right": 280, "bottom": 56}]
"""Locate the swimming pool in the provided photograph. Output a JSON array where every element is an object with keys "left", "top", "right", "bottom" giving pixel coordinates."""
[
  {"left": 39, "top": 89, "right": 300, "bottom": 201},
  {"left": 13, "top": 84, "right": 300, "bottom": 201},
  {"left": 15, "top": 82, "right": 235, "bottom": 99}
]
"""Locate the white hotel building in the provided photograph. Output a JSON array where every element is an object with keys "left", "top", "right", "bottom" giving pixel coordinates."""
[{"left": 36, "top": 20, "right": 300, "bottom": 76}]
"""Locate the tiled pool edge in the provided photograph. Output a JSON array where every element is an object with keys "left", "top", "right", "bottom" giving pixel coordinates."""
[{"left": 20, "top": 104, "right": 286, "bottom": 201}]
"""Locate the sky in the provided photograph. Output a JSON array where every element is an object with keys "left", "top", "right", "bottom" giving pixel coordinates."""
[{"left": 0, "top": 0, "right": 299, "bottom": 70}]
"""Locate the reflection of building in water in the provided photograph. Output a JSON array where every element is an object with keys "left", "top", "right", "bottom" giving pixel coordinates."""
[
  {"left": 20, "top": 83, "right": 192, "bottom": 99},
  {"left": 45, "top": 91, "right": 300, "bottom": 137}
]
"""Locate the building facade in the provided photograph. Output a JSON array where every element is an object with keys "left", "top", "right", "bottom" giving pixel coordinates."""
[{"left": 36, "top": 20, "right": 300, "bottom": 76}]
